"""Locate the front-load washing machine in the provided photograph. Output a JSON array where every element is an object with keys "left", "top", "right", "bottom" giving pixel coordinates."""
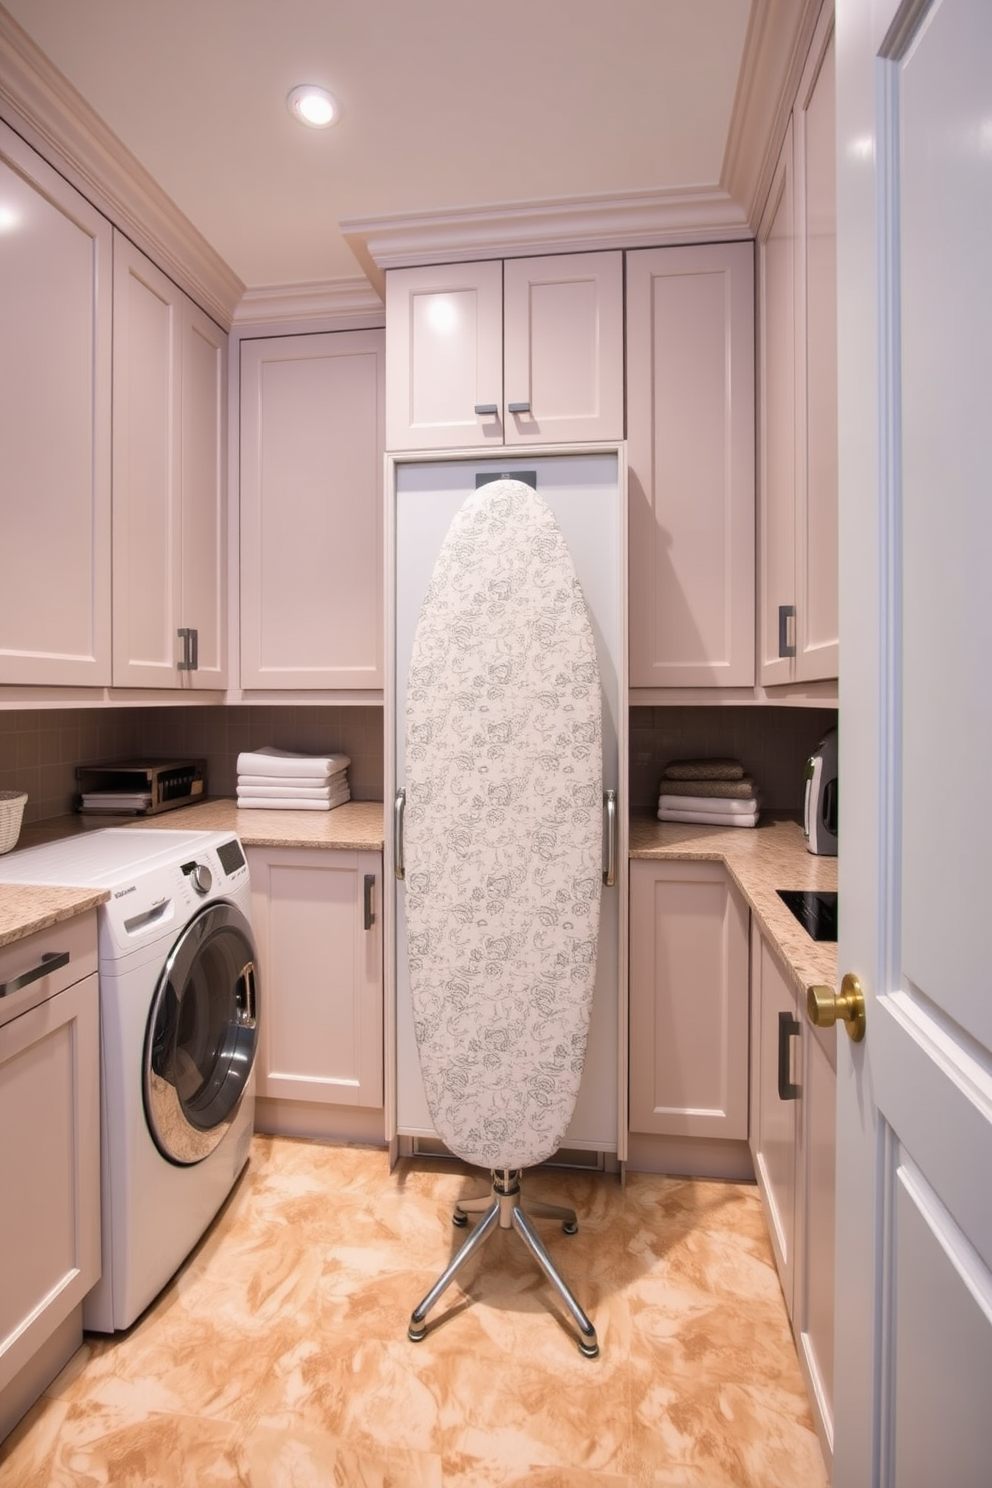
[{"left": 0, "top": 827, "right": 259, "bottom": 1331}]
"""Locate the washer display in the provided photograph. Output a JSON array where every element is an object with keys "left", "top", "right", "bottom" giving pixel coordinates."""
[{"left": 0, "top": 827, "right": 259, "bottom": 1331}]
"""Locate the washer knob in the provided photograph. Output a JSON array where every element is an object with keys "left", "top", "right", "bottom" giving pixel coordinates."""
[{"left": 190, "top": 862, "right": 213, "bottom": 896}]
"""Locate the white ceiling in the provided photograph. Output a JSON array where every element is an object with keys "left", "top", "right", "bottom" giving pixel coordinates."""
[{"left": 0, "top": 0, "right": 785, "bottom": 298}]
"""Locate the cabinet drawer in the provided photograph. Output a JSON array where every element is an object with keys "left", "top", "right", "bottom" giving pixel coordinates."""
[{"left": 0, "top": 910, "right": 99, "bottom": 1027}]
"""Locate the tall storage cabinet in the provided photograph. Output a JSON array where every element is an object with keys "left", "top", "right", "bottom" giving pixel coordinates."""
[
  {"left": 757, "top": 5, "right": 838, "bottom": 686},
  {"left": 626, "top": 241, "right": 755, "bottom": 689},
  {"left": 385, "top": 252, "right": 623, "bottom": 450},
  {"left": 0, "top": 122, "right": 112, "bottom": 687},
  {"left": 112, "top": 232, "right": 227, "bottom": 689},
  {"left": 240, "top": 330, "right": 385, "bottom": 691}
]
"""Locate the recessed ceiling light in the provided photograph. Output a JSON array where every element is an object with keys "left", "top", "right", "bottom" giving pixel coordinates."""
[{"left": 287, "top": 85, "right": 339, "bottom": 129}]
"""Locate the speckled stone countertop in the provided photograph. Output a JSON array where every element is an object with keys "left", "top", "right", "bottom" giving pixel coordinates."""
[
  {"left": 630, "top": 814, "right": 838, "bottom": 997},
  {"left": 0, "top": 883, "right": 109, "bottom": 949}
]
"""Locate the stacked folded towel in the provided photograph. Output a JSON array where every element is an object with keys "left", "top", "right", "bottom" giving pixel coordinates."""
[
  {"left": 657, "top": 757, "right": 761, "bottom": 828},
  {"left": 236, "top": 747, "right": 351, "bottom": 812}
]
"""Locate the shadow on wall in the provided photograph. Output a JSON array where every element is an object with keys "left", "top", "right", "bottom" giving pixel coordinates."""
[
  {"left": 629, "top": 705, "right": 838, "bottom": 817},
  {"left": 0, "top": 705, "right": 385, "bottom": 824}
]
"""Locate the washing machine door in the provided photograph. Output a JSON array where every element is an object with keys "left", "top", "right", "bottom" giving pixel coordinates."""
[{"left": 144, "top": 900, "right": 259, "bottom": 1165}]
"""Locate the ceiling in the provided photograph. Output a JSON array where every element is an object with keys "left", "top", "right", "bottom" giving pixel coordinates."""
[{"left": 0, "top": 0, "right": 812, "bottom": 312}]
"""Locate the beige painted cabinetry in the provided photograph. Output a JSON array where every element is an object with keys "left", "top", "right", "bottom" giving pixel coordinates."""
[
  {"left": 749, "top": 925, "right": 836, "bottom": 1467},
  {"left": 248, "top": 847, "right": 384, "bottom": 1140},
  {"left": 385, "top": 251, "right": 623, "bottom": 450},
  {"left": 240, "top": 330, "right": 385, "bottom": 691},
  {"left": 0, "top": 912, "right": 100, "bottom": 1440},
  {"left": 112, "top": 232, "right": 227, "bottom": 689},
  {"left": 626, "top": 241, "right": 755, "bottom": 689},
  {"left": 628, "top": 860, "right": 750, "bottom": 1171},
  {"left": 757, "top": 4, "right": 838, "bottom": 687},
  {"left": 0, "top": 122, "right": 112, "bottom": 687}
]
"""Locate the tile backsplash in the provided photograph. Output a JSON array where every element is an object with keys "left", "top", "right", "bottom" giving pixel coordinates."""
[
  {"left": 629, "top": 705, "right": 838, "bottom": 817},
  {"left": 0, "top": 702, "right": 835, "bottom": 827},
  {"left": 0, "top": 706, "right": 385, "bottom": 825}
]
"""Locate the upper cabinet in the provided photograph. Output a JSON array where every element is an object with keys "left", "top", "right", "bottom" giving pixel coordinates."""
[
  {"left": 757, "top": 7, "right": 838, "bottom": 687},
  {"left": 112, "top": 233, "right": 227, "bottom": 689},
  {"left": 626, "top": 241, "right": 755, "bottom": 689},
  {"left": 240, "top": 329, "right": 385, "bottom": 691},
  {"left": 385, "top": 251, "right": 624, "bottom": 450},
  {"left": 0, "top": 121, "right": 112, "bottom": 687}
]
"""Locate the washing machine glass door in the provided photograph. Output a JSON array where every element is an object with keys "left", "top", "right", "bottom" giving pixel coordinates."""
[{"left": 144, "top": 901, "right": 259, "bottom": 1165}]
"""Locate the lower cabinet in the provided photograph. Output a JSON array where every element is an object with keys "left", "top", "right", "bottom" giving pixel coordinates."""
[
  {"left": 247, "top": 847, "right": 384, "bottom": 1141},
  {"left": 0, "top": 912, "right": 100, "bottom": 1441},
  {"left": 628, "top": 859, "right": 750, "bottom": 1174},
  {"left": 749, "top": 925, "right": 836, "bottom": 1468}
]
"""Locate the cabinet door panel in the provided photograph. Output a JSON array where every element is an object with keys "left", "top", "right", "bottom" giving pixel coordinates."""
[
  {"left": 758, "top": 125, "right": 799, "bottom": 686},
  {"left": 0, "top": 972, "right": 100, "bottom": 1396},
  {"left": 112, "top": 234, "right": 183, "bottom": 685},
  {"left": 749, "top": 930, "right": 799, "bottom": 1313},
  {"left": 385, "top": 261, "right": 502, "bottom": 449},
  {"left": 250, "top": 848, "right": 383, "bottom": 1107},
  {"left": 181, "top": 300, "right": 227, "bottom": 687},
  {"left": 0, "top": 123, "right": 112, "bottom": 685},
  {"left": 240, "top": 330, "right": 384, "bottom": 689},
  {"left": 503, "top": 251, "right": 623, "bottom": 444},
  {"left": 627, "top": 242, "right": 755, "bottom": 687},
  {"left": 796, "top": 23, "right": 838, "bottom": 682},
  {"left": 629, "top": 859, "right": 749, "bottom": 1139}
]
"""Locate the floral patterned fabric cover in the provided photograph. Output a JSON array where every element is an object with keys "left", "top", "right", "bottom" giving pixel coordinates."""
[{"left": 404, "top": 479, "right": 603, "bottom": 1171}]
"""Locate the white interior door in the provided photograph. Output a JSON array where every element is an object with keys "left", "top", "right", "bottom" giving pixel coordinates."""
[{"left": 835, "top": 1, "right": 992, "bottom": 1482}]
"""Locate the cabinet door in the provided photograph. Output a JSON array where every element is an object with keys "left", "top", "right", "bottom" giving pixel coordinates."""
[
  {"left": 795, "top": 16, "right": 838, "bottom": 682},
  {"left": 757, "top": 124, "right": 800, "bottom": 687},
  {"left": 503, "top": 251, "right": 623, "bottom": 445},
  {"left": 240, "top": 330, "right": 384, "bottom": 690},
  {"left": 249, "top": 847, "right": 383, "bottom": 1108},
  {"left": 112, "top": 232, "right": 184, "bottom": 686},
  {"left": 180, "top": 298, "right": 227, "bottom": 688},
  {"left": 385, "top": 260, "right": 502, "bottom": 450},
  {"left": 627, "top": 242, "right": 755, "bottom": 688},
  {"left": 0, "top": 972, "right": 100, "bottom": 1407},
  {"left": 628, "top": 859, "right": 749, "bottom": 1139},
  {"left": 0, "top": 122, "right": 112, "bottom": 686},
  {"left": 794, "top": 1008, "right": 837, "bottom": 1464},
  {"left": 749, "top": 928, "right": 800, "bottom": 1314}
]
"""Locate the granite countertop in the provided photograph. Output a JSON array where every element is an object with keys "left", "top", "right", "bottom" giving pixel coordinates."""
[
  {"left": 0, "top": 884, "right": 109, "bottom": 949},
  {"left": 630, "top": 814, "right": 838, "bottom": 998}
]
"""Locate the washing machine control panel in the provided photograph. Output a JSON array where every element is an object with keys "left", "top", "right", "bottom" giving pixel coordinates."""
[{"left": 182, "top": 860, "right": 213, "bottom": 896}]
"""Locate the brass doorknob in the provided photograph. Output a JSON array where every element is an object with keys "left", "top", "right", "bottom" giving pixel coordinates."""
[{"left": 807, "top": 973, "right": 866, "bottom": 1043}]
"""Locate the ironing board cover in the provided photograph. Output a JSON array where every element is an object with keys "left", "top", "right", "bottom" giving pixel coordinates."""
[{"left": 403, "top": 479, "right": 603, "bottom": 1170}]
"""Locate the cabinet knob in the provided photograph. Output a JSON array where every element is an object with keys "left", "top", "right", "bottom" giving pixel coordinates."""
[{"left": 807, "top": 973, "right": 866, "bottom": 1042}]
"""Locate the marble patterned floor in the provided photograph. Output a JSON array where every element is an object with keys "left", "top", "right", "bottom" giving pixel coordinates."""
[{"left": 1, "top": 1136, "right": 829, "bottom": 1487}]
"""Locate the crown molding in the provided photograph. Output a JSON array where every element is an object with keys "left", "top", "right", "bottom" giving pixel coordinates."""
[
  {"left": 233, "top": 277, "right": 385, "bottom": 331},
  {"left": 0, "top": 5, "right": 243, "bottom": 328},
  {"left": 722, "top": 0, "right": 825, "bottom": 229},
  {"left": 341, "top": 185, "right": 752, "bottom": 297}
]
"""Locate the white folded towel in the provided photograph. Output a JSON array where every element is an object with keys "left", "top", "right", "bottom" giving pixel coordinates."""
[
  {"left": 237, "top": 791, "right": 351, "bottom": 812},
  {"left": 236, "top": 747, "right": 351, "bottom": 779},
  {"left": 237, "top": 783, "right": 346, "bottom": 800},
  {"left": 237, "top": 773, "right": 347, "bottom": 790},
  {"left": 658, "top": 793, "right": 761, "bottom": 816},
  {"left": 658, "top": 806, "right": 760, "bottom": 828}
]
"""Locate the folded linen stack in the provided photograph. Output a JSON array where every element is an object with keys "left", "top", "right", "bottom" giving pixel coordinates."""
[
  {"left": 657, "top": 757, "right": 761, "bottom": 828},
  {"left": 236, "top": 746, "right": 351, "bottom": 812}
]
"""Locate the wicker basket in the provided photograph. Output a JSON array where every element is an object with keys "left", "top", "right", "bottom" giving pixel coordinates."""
[{"left": 0, "top": 791, "right": 27, "bottom": 854}]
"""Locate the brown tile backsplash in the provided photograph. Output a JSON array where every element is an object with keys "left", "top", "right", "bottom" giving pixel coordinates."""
[{"left": 0, "top": 706, "right": 385, "bottom": 824}]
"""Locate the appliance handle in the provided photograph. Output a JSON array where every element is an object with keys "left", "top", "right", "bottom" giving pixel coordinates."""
[
  {"left": 603, "top": 789, "right": 617, "bottom": 887},
  {"left": 0, "top": 949, "right": 70, "bottom": 999},
  {"left": 394, "top": 788, "right": 406, "bottom": 880},
  {"left": 237, "top": 960, "right": 258, "bottom": 1030},
  {"left": 777, "top": 1010, "right": 801, "bottom": 1100}
]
